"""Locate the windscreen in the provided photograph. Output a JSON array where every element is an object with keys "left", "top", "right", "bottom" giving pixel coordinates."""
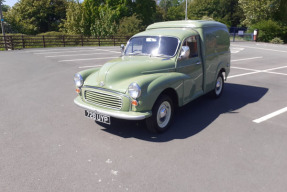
[{"left": 125, "top": 36, "right": 179, "bottom": 57}]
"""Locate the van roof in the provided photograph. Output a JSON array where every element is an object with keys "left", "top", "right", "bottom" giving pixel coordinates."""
[
  {"left": 146, "top": 20, "right": 227, "bottom": 30},
  {"left": 133, "top": 28, "right": 197, "bottom": 39}
]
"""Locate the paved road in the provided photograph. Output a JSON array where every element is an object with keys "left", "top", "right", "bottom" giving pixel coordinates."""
[{"left": 0, "top": 42, "right": 287, "bottom": 192}]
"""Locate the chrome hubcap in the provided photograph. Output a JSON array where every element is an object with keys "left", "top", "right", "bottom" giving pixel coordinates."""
[
  {"left": 157, "top": 101, "right": 171, "bottom": 128},
  {"left": 160, "top": 108, "right": 167, "bottom": 118},
  {"left": 215, "top": 76, "right": 223, "bottom": 95}
]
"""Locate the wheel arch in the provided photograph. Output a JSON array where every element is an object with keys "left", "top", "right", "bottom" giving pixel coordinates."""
[
  {"left": 158, "top": 88, "right": 179, "bottom": 109},
  {"left": 219, "top": 68, "right": 227, "bottom": 80}
]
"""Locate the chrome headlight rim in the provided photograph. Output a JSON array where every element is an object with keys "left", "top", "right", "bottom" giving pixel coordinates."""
[
  {"left": 74, "top": 73, "right": 84, "bottom": 88},
  {"left": 128, "top": 82, "right": 141, "bottom": 99}
]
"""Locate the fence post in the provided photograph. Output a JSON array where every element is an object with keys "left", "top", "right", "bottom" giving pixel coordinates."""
[
  {"left": 10, "top": 36, "right": 14, "bottom": 50},
  {"left": 42, "top": 35, "right": 46, "bottom": 48},
  {"left": 98, "top": 36, "right": 100, "bottom": 46},
  {"left": 81, "top": 35, "right": 84, "bottom": 46},
  {"left": 113, "top": 36, "right": 116, "bottom": 46},
  {"left": 62, "top": 35, "right": 65, "bottom": 47},
  {"left": 4, "top": 35, "right": 7, "bottom": 50},
  {"left": 233, "top": 31, "right": 236, "bottom": 42},
  {"left": 21, "top": 34, "right": 25, "bottom": 49}
]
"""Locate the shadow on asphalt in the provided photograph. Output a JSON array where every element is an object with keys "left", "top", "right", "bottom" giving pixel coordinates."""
[{"left": 96, "top": 83, "right": 268, "bottom": 142}]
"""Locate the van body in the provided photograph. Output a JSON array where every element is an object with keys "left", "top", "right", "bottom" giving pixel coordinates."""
[{"left": 74, "top": 20, "right": 230, "bottom": 133}]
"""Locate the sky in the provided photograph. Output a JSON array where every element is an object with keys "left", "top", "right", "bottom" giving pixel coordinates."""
[{"left": 4, "top": 0, "right": 18, "bottom": 7}]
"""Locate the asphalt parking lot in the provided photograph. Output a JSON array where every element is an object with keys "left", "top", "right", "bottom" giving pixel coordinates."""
[{"left": 0, "top": 42, "right": 287, "bottom": 192}]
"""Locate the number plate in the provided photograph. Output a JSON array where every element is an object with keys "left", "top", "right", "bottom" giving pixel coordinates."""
[{"left": 85, "top": 110, "right": 111, "bottom": 125}]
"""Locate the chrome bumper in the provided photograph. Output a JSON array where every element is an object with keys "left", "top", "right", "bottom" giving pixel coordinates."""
[{"left": 74, "top": 96, "right": 151, "bottom": 120}]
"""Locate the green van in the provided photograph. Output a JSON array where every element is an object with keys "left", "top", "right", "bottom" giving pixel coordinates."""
[{"left": 74, "top": 20, "right": 230, "bottom": 133}]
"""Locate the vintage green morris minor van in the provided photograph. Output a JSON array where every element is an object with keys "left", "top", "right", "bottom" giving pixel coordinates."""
[{"left": 74, "top": 20, "right": 230, "bottom": 133}]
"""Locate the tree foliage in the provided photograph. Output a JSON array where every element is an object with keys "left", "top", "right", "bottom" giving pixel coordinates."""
[
  {"left": 2, "top": 0, "right": 287, "bottom": 43},
  {"left": 188, "top": 0, "right": 244, "bottom": 27},
  {"left": 1, "top": 4, "right": 10, "bottom": 12},
  {"left": 132, "top": 0, "right": 156, "bottom": 26},
  {"left": 249, "top": 19, "right": 287, "bottom": 42},
  {"left": 4, "top": 0, "right": 67, "bottom": 34},
  {"left": 276, "top": 0, "right": 287, "bottom": 22},
  {"left": 116, "top": 14, "right": 143, "bottom": 36},
  {"left": 166, "top": 6, "right": 185, "bottom": 20},
  {"left": 239, "top": 0, "right": 281, "bottom": 25},
  {"left": 60, "top": 0, "right": 84, "bottom": 35},
  {"left": 61, "top": 0, "right": 156, "bottom": 36}
]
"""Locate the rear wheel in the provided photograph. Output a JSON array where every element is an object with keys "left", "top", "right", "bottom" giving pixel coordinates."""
[
  {"left": 213, "top": 72, "right": 224, "bottom": 98},
  {"left": 146, "top": 94, "right": 174, "bottom": 133}
]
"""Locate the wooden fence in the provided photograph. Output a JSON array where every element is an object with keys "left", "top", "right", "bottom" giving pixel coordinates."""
[{"left": 0, "top": 35, "right": 130, "bottom": 50}]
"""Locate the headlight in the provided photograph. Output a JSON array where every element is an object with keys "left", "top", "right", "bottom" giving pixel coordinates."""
[
  {"left": 74, "top": 73, "right": 83, "bottom": 88},
  {"left": 128, "top": 83, "right": 141, "bottom": 99}
]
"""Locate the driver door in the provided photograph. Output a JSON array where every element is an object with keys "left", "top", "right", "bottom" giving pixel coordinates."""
[{"left": 177, "top": 35, "right": 203, "bottom": 104}]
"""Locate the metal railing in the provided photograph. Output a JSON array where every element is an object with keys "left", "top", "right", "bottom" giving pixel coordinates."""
[
  {"left": 0, "top": 35, "right": 131, "bottom": 50},
  {"left": 230, "top": 32, "right": 254, "bottom": 42}
]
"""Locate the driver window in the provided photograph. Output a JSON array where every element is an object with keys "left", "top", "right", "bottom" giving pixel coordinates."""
[{"left": 182, "top": 36, "right": 198, "bottom": 58}]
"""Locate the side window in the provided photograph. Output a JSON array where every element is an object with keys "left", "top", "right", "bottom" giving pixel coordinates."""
[
  {"left": 182, "top": 36, "right": 199, "bottom": 58},
  {"left": 205, "top": 28, "right": 218, "bottom": 55}
]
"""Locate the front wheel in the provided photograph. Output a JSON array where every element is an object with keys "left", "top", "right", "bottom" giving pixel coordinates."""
[{"left": 146, "top": 95, "right": 174, "bottom": 133}]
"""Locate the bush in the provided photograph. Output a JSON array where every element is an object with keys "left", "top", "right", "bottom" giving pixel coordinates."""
[
  {"left": 37, "top": 31, "right": 66, "bottom": 36},
  {"left": 116, "top": 14, "right": 144, "bottom": 37},
  {"left": 249, "top": 20, "right": 287, "bottom": 43},
  {"left": 270, "top": 37, "right": 284, "bottom": 44}
]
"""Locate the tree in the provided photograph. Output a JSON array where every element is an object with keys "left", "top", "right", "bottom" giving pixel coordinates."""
[
  {"left": 4, "top": 0, "right": 67, "bottom": 34},
  {"left": 239, "top": 0, "right": 281, "bottom": 25},
  {"left": 116, "top": 14, "right": 143, "bottom": 36},
  {"left": 274, "top": 0, "right": 287, "bottom": 24},
  {"left": 166, "top": 6, "right": 184, "bottom": 20},
  {"left": 91, "top": 7, "right": 118, "bottom": 37},
  {"left": 2, "top": 4, "right": 10, "bottom": 12},
  {"left": 159, "top": 0, "right": 184, "bottom": 12},
  {"left": 158, "top": 0, "right": 185, "bottom": 21},
  {"left": 60, "top": 0, "right": 84, "bottom": 35},
  {"left": 188, "top": 0, "right": 244, "bottom": 27},
  {"left": 154, "top": 5, "right": 165, "bottom": 22},
  {"left": 133, "top": 0, "right": 156, "bottom": 26},
  {"left": 249, "top": 19, "right": 286, "bottom": 42}
]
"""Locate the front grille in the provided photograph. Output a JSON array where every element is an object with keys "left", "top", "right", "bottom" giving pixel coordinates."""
[{"left": 84, "top": 90, "right": 122, "bottom": 110}]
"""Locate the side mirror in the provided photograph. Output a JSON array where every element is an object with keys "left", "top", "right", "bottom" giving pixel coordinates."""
[
  {"left": 179, "top": 46, "right": 190, "bottom": 60},
  {"left": 120, "top": 44, "right": 125, "bottom": 55}
]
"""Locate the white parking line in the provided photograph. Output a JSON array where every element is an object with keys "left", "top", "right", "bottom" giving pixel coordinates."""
[
  {"left": 266, "top": 71, "right": 287, "bottom": 76},
  {"left": 78, "top": 65, "right": 103, "bottom": 69},
  {"left": 228, "top": 71, "right": 261, "bottom": 79},
  {"left": 34, "top": 49, "right": 98, "bottom": 54},
  {"left": 231, "top": 66, "right": 260, "bottom": 72},
  {"left": 263, "top": 66, "right": 287, "bottom": 71},
  {"left": 232, "top": 45, "right": 287, "bottom": 53},
  {"left": 230, "top": 47, "right": 245, "bottom": 53},
  {"left": 58, "top": 57, "right": 119, "bottom": 62},
  {"left": 23, "top": 47, "right": 95, "bottom": 53},
  {"left": 34, "top": 49, "right": 120, "bottom": 55},
  {"left": 231, "top": 57, "right": 263, "bottom": 62},
  {"left": 253, "top": 107, "right": 287, "bottom": 123},
  {"left": 230, "top": 65, "right": 287, "bottom": 78},
  {"left": 45, "top": 52, "right": 114, "bottom": 57},
  {"left": 95, "top": 49, "right": 121, "bottom": 54}
]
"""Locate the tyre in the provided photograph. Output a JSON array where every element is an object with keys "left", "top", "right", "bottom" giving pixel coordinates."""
[
  {"left": 212, "top": 72, "right": 224, "bottom": 98},
  {"left": 146, "top": 94, "right": 174, "bottom": 133}
]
